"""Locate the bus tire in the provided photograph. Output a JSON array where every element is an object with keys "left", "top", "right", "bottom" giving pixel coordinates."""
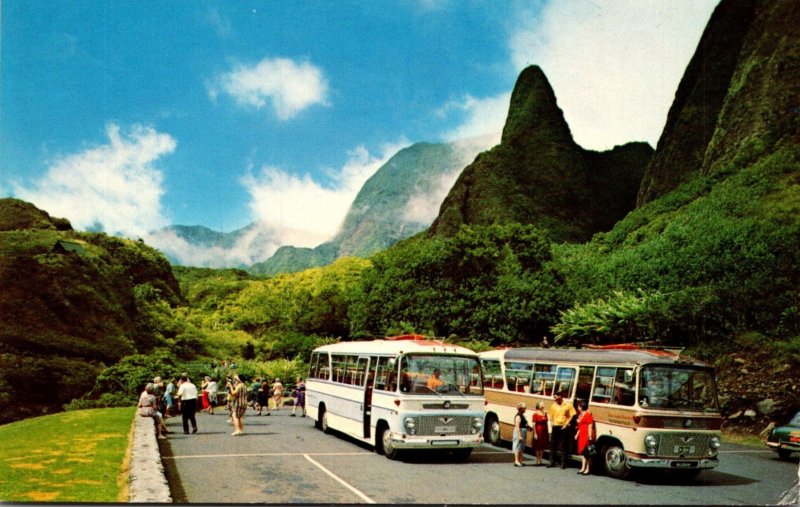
[
  {"left": 484, "top": 414, "right": 501, "bottom": 446},
  {"left": 379, "top": 425, "right": 400, "bottom": 460},
  {"left": 602, "top": 443, "right": 631, "bottom": 480},
  {"left": 318, "top": 406, "right": 330, "bottom": 434}
]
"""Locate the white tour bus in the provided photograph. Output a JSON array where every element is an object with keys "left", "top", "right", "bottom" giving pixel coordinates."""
[
  {"left": 306, "top": 335, "right": 485, "bottom": 460},
  {"left": 479, "top": 345, "right": 722, "bottom": 479}
]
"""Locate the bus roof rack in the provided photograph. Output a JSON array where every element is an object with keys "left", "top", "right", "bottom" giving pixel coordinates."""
[
  {"left": 584, "top": 342, "right": 686, "bottom": 354},
  {"left": 385, "top": 334, "right": 431, "bottom": 341}
]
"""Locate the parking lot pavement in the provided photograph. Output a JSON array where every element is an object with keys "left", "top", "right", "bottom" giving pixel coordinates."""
[{"left": 158, "top": 406, "right": 800, "bottom": 504}]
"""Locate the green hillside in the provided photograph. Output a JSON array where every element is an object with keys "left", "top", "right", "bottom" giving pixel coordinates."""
[
  {"left": 429, "top": 66, "right": 653, "bottom": 242},
  {"left": 0, "top": 199, "right": 182, "bottom": 424}
]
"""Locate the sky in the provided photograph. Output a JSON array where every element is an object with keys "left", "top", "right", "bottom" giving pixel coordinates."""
[{"left": 1, "top": 0, "right": 719, "bottom": 265}]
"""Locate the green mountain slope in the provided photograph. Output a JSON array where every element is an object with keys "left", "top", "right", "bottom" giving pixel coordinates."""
[
  {"left": 551, "top": 0, "right": 800, "bottom": 350},
  {"left": 0, "top": 199, "right": 182, "bottom": 423},
  {"left": 429, "top": 66, "right": 653, "bottom": 242},
  {"left": 249, "top": 140, "right": 482, "bottom": 275}
]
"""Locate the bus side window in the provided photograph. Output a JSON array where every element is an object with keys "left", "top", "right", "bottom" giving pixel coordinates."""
[
  {"left": 614, "top": 368, "right": 635, "bottom": 406},
  {"left": 576, "top": 366, "right": 594, "bottom": 402},
  {"left": 592, "top": 367, "right": 616, "bottom": 403},
  {"left": 481, "top": 359, "right": 504, "bottom": 389}
]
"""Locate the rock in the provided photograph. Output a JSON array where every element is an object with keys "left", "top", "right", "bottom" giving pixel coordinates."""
[
  {"left": 744, "top": 409, "right": 757, "bottom": 418},
  {"left": 734, "top": 357, "right": 747, "bottom": 365},
  {"left": 759, "top": 422, "right": 776, "bottom": 437},
  {"left": 729, "top": 410, "right": 743, "bottom": 420},
  {"left": 757, "top": 399, "right": 778, "bottom": 415}
]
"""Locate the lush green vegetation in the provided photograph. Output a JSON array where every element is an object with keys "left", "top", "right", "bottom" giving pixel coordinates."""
[
  {"left": 2, "top": 140, "right": 797, "bottom": 422},
  {"left": 0, "top": 202, "right": 183, "bottom": 423},
  {"left": 552, "top": 147, "right": 800, "bottom": 351},
  {"left": 0, "top": 407, "right": 135, "bottom": 502}
]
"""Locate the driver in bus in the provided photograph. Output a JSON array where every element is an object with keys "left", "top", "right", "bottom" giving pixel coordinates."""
[{"left": 427, "top": 369, "right": 445, "bottom": 390}]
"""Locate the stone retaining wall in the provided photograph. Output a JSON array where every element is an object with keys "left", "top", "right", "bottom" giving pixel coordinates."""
[{"left": 128, "top": 415, "right": 172, "bottom": 503}]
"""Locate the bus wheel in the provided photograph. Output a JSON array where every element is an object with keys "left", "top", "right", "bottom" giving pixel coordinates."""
[
  {"left": 484, "top": 414, "right": 501, "bottom": 446},
  {"left": 602, "top": 443, "right": 631, "bottom": 480},
  {"left": 380, "top": 426, "right": 400, "bottom": 460},
  {"left": 319, "top": 407, "right": 330, "bottom": 434}
]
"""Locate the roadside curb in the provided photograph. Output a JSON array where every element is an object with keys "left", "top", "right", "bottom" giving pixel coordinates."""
[{"left": 128, "top": 415, "right": 172, "bottom": 503}]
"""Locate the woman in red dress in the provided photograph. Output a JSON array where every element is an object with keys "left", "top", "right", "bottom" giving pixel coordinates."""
[
  {"left": 574, "top": 400, "right": 595, "bottom": 475},
  {"left": 531, "top": 401, "right": 549, "bottom": 465}
]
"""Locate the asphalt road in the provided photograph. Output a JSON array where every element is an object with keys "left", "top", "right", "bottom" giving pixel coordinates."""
[{"left": 159, "top": 406, "right": 800, "bottom": 504}]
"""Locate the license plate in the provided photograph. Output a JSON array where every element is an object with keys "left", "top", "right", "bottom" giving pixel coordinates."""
[
  {"left": 672, "top": 461, "right": 697, "bottom": 468},
  {"left": 673, "top": 445, "right": 695, "bottom": 454},
  {"left": 434, "top": 426, "right": 456, "bottom": 433}
]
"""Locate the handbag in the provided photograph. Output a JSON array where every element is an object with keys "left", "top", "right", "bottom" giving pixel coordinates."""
[{"left": 583, "top": 443, "right": 598, "bottom": 457}]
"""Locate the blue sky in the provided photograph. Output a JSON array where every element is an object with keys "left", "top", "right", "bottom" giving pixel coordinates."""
[{"left": 1, "top": 0, "right": 718, "bottom": 265}]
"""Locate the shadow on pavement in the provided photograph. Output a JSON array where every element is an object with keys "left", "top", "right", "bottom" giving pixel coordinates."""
[
  {"left": 633, "top": 469, "right": 758, "bottom": 487},
  {"left": 158, "top": 439, "right": 188, "bottom": 503}
]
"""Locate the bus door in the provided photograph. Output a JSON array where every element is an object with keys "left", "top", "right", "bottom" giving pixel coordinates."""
[{"left": 357, "top": 356, "right": 372, "bottom": 439}]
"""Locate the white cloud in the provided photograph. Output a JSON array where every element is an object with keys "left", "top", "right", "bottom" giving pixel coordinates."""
[
  {"left": 439, "top": 93, "right": 508, "bottom": 145},
  {"left": 401, "top": 134, "right": 496, "bottom": 224},
  {"left": 241, "top": 140, "right": 410, "bottom": 252},
  {"left": 13, "top": 123, "right": 175, "bottom": 237},
  {"left": 144, "top": 225, "right": 281, "bottom": 268},
  {"left": 508, "top": 0, "right": 718, "bottom": 150},
  {"left": 209, "top": 57, "right": 329, "bottom": 120}
]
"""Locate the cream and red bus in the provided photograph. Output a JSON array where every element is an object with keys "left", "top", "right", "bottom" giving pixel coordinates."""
[
  {"left": 306, "top": 335, "right": 485, "bottom": 460},
  {"left": 479, "top": 345, "right": 722, "bottom": 479}
]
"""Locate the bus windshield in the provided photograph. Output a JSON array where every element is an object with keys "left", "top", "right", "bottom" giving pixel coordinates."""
[
  {"left": 399, "top": 354, "right": 483, "bottom": 396},
  {"left": 639, "top": 365, "right": 719, "bottom": 412}
]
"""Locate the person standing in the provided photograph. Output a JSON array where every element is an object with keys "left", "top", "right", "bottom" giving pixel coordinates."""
[
  {"left": 574, "top": 400, "right": 595, "bottom": 475},
  {"left": 229, "top": 374, "right": 248, "bottom": 436},
  {"left": 257, "top": 378, "right": 270, "bottom": 416},
  {"left": 163, "top": 377, "right": 177, "bottom": 418},
  {"left": 547, "top": 392, "right": 576, "bottom": 469},
  {"left": 291, "top": 377, "right": 306, "bottom": 417},
  {"left": 512, "top": 402, "right": 529, "bottom": 467},
  {"left": 204, "top": 376, "right": 218, "bottom": 415},
  {"left": 531, "top": 401, "right": 549, "bottom": 465},
  {"left": 271, "top": 377, "right": 284, "bottom": 411},
  {"left": 176, "top": 374, "right": 199, "bottom": 434},
  {"left": 200, "top": 377, "right": 210, "bottom": 412}
]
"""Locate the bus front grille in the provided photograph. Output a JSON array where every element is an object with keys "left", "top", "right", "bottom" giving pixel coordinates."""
[
  {"left": 416, "top": 415, "right": 473, "bottom": 436},
  {"left": 656, "top": 433, "right": 711, "bottom": 457}
]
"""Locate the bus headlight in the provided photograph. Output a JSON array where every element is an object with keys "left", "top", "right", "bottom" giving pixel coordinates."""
[
  {"left": 709, "top": 436, "right": 721, "bottom": 455},
  {"left": 645, "top": 434, "right": 658, "bottom": 456},
  {"left": 404, "top": 417, "right": 417, "bottom": 436},
  {"left": 471, "top": 417, "right": 483, "bottom": 434}
]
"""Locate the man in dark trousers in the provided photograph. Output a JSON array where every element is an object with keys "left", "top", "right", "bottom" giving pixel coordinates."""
[
  {"left": 176, "top": 374, "right": 199, "bottom": 434},
  {"left": 547, "top": 391, "right": 576, "bottom": 468}
]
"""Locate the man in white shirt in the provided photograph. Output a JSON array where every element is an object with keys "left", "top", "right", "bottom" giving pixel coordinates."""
[{"left": 177, "top": 375, "right": 199, "bottom": 434}]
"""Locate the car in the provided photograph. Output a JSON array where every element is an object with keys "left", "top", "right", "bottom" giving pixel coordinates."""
[{"left": 766, "top": 411, "right": 800, "bottom": 460}]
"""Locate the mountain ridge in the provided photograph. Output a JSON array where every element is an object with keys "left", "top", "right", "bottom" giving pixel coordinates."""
[{"left": 429, "top": 65, "right": 653, "bottom": 242}]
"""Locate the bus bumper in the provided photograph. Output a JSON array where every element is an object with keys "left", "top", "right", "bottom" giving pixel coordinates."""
[
  {"left": 626, "top": 456, "right": 720, "bottom": 470},
  {"left": 389, "top": 433, "right": 483, "bottom": 450}
]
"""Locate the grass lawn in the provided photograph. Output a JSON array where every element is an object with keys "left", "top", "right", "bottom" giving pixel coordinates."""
[{"left": 0, "top": 407, "right": 136, "bottom": 503}]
